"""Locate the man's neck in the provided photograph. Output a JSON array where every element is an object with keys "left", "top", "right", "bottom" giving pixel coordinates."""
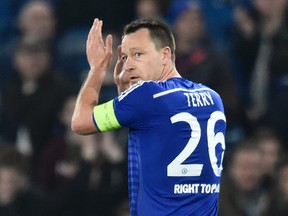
[{"left": 160, "top": 65, "right": 181, "bottom": 81}]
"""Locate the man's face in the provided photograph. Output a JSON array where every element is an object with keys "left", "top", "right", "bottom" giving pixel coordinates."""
[
  {"left": 14, "top": 50, "right": 50, "bottom": 80},
  {"left": 230, "top": 150, "right": 263, "bottom": 192},
  {"left": 120, "top": 28, "right": 165, "bottom": 84},
  {"left": 20, "top": 2, "right": 56, "bottom": 41}
]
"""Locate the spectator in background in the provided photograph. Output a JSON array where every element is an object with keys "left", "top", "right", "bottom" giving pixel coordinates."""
[
  {"left": 1, "top": 36, "right": 72, "bottom": 180},
  {"left": 18, "top": 0, "right": 57, "bottom": 45},
  {"left": 135, "top": 0, "right": 170, "bottom": 20},
  {"left": 267, "top": 160, "right": 288, "bottom": 216},
  {"left": 36, "top": 95, "right": 127, "bottom": 190},
  {"left": 36, "top": 95, "right": 128, "bottom": 216},
  {"left": 167, "top": 0, "right": 235, "bottom": 50},
  {"left": 253, "top": 127, "right": 283, "bottom": 189},
  {"left": 172, "top": 2, "right": 247, "bottom": 147},
  {"left": 0, "top": 0, "right": 58, "bottom": 85},
  {"left": 219, "top": 140, "right": 273, "bottom": 216},
  {"left": 10, "top": 0, "right": 89, "bottom": 89},
  {"left": 0, "top": 144, "right": 48, "bottom": 216},
  {"left": 231, "top": 0, "right": 288, "bottom": 145}
]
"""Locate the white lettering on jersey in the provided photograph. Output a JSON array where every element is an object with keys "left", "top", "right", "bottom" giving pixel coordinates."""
[
  {"left": 174, "top": 183, "right": 220, "bottom": 194},
  {"left": 184, "top": 91, "right": 214, "bottom": 107}
]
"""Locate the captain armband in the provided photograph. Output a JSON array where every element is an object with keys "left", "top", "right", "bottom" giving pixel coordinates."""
[{"left": 93, "top": 100, "right": 122, "bottom": 132}]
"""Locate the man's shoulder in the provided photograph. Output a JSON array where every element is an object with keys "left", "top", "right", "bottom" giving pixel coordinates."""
[
  {"left": 117, "top": 80, "right": 162, "bottom": 101},
  {"left": 117, "top": 78, "right": 221, "bottom": 101}
]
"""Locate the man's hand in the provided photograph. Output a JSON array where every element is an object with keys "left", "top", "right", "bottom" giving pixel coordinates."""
[
  {"left": 71, "top": 19, "right": 113, "bottom": 135},
  {"left": 114, "top": 45, "right": 131, "bottom": 94},
  {"left": 87, "top": 18, "right": 113, "bottom": 73}
]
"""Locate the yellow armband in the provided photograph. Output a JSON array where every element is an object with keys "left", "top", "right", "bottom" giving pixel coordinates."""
[{"left": 93, "top": 100, "right": 121, "bottom": 132}]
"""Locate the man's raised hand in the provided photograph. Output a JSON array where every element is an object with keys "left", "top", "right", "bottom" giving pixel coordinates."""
[{"left": 86, "top": 18, "right": 113, "bottom": 72}]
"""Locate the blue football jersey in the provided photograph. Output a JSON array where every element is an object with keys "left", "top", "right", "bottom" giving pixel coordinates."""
[{"left": 95, "top": 77, "right": 226, "bottom": 216}]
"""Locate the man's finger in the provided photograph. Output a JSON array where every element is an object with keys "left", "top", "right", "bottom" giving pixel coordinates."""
[
  {"left": 96, "top": 20, "right": 104, "bottom": 43},
  {"left": 117, "top": 45, "right": 122, "bottom": 60},
  {"left": 105, "top": 34, "right": 113, "bottom": 56},
  {"left": 88, "top": 18, "right": 98, "bottom": 42}
]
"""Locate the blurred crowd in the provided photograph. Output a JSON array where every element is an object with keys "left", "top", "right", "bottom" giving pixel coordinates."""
[{"left": 1, "top": 0, "right": 288, "bottom": 215}]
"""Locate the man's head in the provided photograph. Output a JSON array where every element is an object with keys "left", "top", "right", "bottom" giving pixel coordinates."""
[
  {"left": 124, "top": 18, "right": 176, "bottom": 62},
  {"left": 120, "top": 18, "right": 176, "bottom": 84},
  {"left": 13, "top": 36, "right": 51, "bottom": 81},
  {"left": 228, "top": 141, "right": 263, "bottom": 192},
  {"left": 18, "top": 0, "right": 56, "bottom": 41}
]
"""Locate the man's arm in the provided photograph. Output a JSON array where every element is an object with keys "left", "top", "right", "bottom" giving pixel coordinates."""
[{"left": 71, "top": 19, "right": 113, "bottom": 134}]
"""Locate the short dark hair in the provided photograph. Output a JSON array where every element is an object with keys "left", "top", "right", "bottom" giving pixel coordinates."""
[{"left": 123, "top": 18, "right": 176, "bottom": 62}]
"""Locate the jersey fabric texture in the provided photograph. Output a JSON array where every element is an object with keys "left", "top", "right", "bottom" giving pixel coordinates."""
[{"left": 93, "top": 77, "right": 226, "bottom": 216}]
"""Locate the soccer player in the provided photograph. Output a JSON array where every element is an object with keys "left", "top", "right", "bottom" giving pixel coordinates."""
[{"left": 71, "top": 18, "right": 226, "bottom": 216}]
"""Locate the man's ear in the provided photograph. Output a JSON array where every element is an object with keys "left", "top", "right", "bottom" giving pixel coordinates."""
[{"left": 162, "top": 46, "right": 172, "bottom": 65}]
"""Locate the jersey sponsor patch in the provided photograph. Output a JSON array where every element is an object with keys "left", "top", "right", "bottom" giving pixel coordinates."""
[
  {"left": 93, "top": 100, "right": 121, "bottom": 132},
  {"left": 174, "top": 183, "right": 220, "bottom": 194}
]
